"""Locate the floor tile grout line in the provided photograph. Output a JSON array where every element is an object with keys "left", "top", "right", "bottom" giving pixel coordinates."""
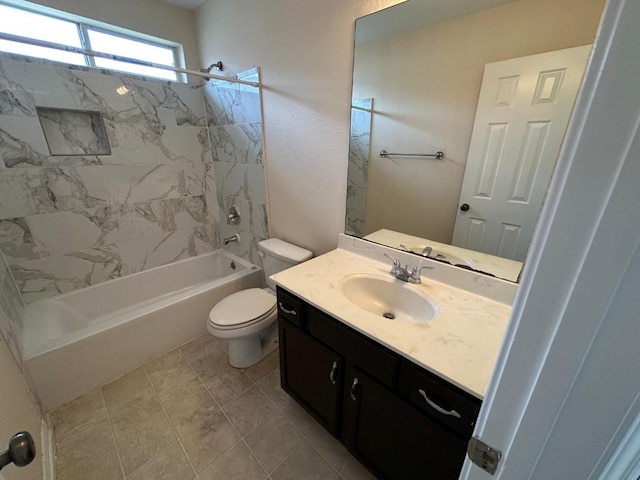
[
  {"left": 172, "top": 346, "right": 224, "bottom": 479},
  {"left": 179, "top": 339, "right": 258, "bottom": 408},
  {"left": 142, "top": 354, "right": 200, "bottom": 479},
  {"left": 239, "top": 437, "right": 271, "bottom": 478},
  {"left": 177, "top": 347, "right": 270, "bottom": 476},
  {"left": 299, "top": 432, "right": 343, "bottom": 478},
  {"left": 250, "top": 372, "right": 324, "bottom": 474},
  {"left": 160, "top": 342, "right": 280, "bottom": 478},
  {"left": 50, "top": 336, "right": 352, "bottom": 479},
  {"left": 179, "top": 344, "right": 279, "bottom": 477},
  {"left": 251, "top": 373, "right": 353, "bottom": 478},
  {"left": 267, "top": 438, "right": 320, "bottom": 478},
  {"left": 99, "top": 387, "right": 127, "bottom": 479}
]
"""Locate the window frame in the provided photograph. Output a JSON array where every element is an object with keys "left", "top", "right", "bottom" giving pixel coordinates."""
[{"left": 0, "top": 0, "right": 184, "bottom": 82}]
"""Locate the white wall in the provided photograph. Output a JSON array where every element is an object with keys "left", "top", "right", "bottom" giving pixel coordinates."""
[
  {"left": 31, "top": 0, "right": 201, "bottom": 71},
  {"left": 196, "top": 0, "right": 403, "bottom": 255},
  {"left": 0, "top": 339, "right": 42, "bottom": 480}
]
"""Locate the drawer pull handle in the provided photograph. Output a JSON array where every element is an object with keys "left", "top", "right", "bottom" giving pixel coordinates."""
[
  {"left": 418, "top": 389, "right": 462, "bottom": 419},
  {"left": 350, "top": 378, "right": 360, "bottom": 401},
  {"left": 278, "top": 302, "right": 297, "bottom": 316},
  {"left": 329, "top": 361, "right": 338, "bottom": 385}
]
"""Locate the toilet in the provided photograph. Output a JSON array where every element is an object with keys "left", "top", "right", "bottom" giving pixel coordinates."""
[{"left": 207, "top": 238, "right": 312, "bottom": 368}]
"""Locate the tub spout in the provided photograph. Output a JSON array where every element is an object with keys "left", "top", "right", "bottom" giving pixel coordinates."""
[{"left": 224, "top": 234, "right": 239, "bottom": 245}]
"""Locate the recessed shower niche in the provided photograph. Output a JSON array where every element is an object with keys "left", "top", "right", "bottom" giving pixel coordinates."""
[{"left": 35, "top": 107, "right": 111, "bottom": 156}]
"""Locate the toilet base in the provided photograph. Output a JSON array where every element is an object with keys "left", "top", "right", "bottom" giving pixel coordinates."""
[{"left": 227, "top": 322, "right": 278, "bottom": 368}]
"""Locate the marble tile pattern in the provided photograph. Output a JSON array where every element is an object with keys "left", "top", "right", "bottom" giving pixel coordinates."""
[
  {"left": 0, "top": 249, "right": 24, "bottom": 369},
  {"left": 204, "top": 69, "right": 268, "bottom": 266},
  {"left": 49, "top": 335, "right": 374, "bottom": 480},
  {"left": 346, "top": 99, "right": 372, "bottom": 237},
  {"left": 36, "top": 107, "right": 111, "bottom": 156},
  {"left": 271, "top": 240, "right": 514, "bottom": 399},
  {"left": 0, "top": 55, "right": 232, "bottom": 302}
]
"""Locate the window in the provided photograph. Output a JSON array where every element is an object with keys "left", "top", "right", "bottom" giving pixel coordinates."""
[{"left": 0, "top": 2, "right": 180, "bottom": 81}]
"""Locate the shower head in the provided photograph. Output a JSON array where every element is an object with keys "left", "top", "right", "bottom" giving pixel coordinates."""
[{"left": 199, "top": 61, "right": 223, "bottom": 75}]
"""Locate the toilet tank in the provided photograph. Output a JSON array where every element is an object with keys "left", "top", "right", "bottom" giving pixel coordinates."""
[{"left": 258, "top": 239, "right": 312, "bottom": 290}]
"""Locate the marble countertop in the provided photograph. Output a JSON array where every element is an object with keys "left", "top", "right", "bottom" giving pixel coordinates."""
[{"left": 271, "top": 244, "right": 513, "bottom": 399}]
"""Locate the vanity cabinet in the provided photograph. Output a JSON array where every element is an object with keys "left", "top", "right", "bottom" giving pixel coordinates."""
[
  {"left": 277, "top": 287, "right": 481, "bottom": 480},
  {"left": 278, "top": 314, "right": 343, "bottom": 435}
]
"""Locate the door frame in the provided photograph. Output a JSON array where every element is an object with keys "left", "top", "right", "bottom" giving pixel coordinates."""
[{"left": 460, "top": 0, "right": 640, "bottom": 478}]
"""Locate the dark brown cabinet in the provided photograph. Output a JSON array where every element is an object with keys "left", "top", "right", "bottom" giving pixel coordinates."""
[
  {"left": 277, "top": 287, "right": 481, "bottom": 480},
  {"left": 278, "top": 316, "right": 342, "bottom": 435},
  {"left": 345, "top": 366, "right": 468, "bottom": 479}
]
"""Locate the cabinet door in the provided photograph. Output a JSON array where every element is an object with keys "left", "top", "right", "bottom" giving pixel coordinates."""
[
  {"left": 345, "top": 367, "right": 467, "bottom": 480},
  {"left": 278, "top": 318, "right": 343, "bottom": 435}
]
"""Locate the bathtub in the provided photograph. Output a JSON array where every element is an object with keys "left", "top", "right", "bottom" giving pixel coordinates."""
[{"left": 23, "top": 250, "right": 262, "bottom": 411}]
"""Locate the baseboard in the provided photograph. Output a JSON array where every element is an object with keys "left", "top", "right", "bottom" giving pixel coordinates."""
[{"left": 40, "top": 416, "right": 56, "bottom": 480}]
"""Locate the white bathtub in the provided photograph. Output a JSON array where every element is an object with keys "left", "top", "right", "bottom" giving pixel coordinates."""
[{"left": 23, "top": 250, "right": 262, "bottom": 411}]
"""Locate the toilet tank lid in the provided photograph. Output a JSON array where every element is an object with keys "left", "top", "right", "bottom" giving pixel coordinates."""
[{"left": 258, "top": 239, "right": 313, "bottom": 263}]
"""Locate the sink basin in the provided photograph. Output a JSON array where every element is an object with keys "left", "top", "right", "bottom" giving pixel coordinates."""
[{"left": 338, "top": 274, "right": 439, "bottom": 323}]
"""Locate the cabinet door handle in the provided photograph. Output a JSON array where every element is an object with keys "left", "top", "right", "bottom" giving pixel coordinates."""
[
  {"left": 350, "top": 378, "right": 360, "bottom": 401},
  {"left": 278, "top": 302, "right": 297, "bottom": 316},
  {"left": 329, "top": 361, "right": 338, "bottom": 385},
  {"left": 418, "top": 389, "right": 462, "bottom": 419}
]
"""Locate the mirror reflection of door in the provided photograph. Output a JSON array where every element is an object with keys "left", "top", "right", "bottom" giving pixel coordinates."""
[
  {"left": 347, "top": 0, "right": 605, "bottom": 282},
  {"left": 452, "top": 46, "right": 591, "bottom": 261}
]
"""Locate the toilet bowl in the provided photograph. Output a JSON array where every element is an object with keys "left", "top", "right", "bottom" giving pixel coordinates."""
[{"left": 207, "top": 239, "right": 312, "bottom": 368}]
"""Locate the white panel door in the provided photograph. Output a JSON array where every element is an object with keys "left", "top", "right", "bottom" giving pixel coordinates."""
[{"left": 452, "top": 46, "right": 591, "bottom": 261}]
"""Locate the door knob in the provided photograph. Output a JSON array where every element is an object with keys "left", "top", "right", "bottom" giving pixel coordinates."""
[
  {"left": 0, "top": 431, "right": 36, "bottom": 470},
  {"left": 460, "top": 203, "right": 470, "bottom": 212}
]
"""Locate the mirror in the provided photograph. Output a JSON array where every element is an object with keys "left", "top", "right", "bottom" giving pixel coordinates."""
[{"left": 346, "top": 0, "right": 605, "bottom": 282}]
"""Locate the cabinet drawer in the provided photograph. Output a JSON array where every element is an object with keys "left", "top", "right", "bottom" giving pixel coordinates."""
[
  {"left": 276, "top": 288, "right": 305, "bottom": 327},
  {"left": 405, "top": 366, "right": 480, "bottom": 437},
  {"left": 307, "top": 307, "right": 398, "bottom": 387}
]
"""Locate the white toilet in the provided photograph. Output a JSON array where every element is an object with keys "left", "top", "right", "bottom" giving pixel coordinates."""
[{"left": 207, "top": 238, "right": 312, "bottom": 368}]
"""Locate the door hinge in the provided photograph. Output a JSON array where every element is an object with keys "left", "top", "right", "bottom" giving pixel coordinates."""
[{"left": 467, "top": 436, "right": 502, "bottom": 475}]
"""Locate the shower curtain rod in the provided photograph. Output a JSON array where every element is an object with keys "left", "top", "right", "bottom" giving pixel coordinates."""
[
  {"left": 0, "top": 32, "right": 260, "bottom": 87},
  {"left": 351, "top": 104, "right": 373, "bottom": 113}
]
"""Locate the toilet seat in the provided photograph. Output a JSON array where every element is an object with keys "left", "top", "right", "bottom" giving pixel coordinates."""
[{"left": 208, "top": 288, "right": 276, "bottom": 330}]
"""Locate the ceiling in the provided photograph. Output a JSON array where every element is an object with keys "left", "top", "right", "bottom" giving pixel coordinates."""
[
  {"left": 356, "top": 0, "right": 520, "bottom": 44},
  {"left": 156, "top": 0, "right": 205, "bottom": 10}
]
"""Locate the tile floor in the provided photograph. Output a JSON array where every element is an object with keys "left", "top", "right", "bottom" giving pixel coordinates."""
[{"left": 49, "top": 334, "right": 376, "bottom": 480}]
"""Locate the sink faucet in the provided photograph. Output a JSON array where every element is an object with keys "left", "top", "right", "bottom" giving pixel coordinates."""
[
  {"left": 383, "top": 254, "right": 433, "bottom": 284},
  {"left": 398, "top": 244, "right": 433, "bottom": 258}
]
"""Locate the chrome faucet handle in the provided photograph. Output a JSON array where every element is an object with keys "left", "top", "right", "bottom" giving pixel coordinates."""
[
  {"left": 227, "top": 205, "right": 241, "bottom": 225},
  {"left": 383, "top": 253, "right": 406, "bottom": 278},
  {"left": 383, "top": 253, "right": 401, "bottom": 269},
  {"left": 420, "top": 246, "right": 433, "bottom": 257},
  {"left": 408, "top": 264, "right": 434, "bottom": 284}
]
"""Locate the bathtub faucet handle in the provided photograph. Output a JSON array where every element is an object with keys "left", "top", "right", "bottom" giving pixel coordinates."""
[{"left": 227, "top": 205, "right": 241, "bottom": 225}]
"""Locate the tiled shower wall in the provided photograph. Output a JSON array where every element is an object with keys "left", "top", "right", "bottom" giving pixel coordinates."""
[
  {"left": 0, "top": 249, "right": 24, "bottom": 368},
  {"left": 345, "top": 98, "right": 372, "bottom": 237},
  {"left": 205, "top": 72, "right": 268, "bottom": 265},
  {"left": 0, "top": 56, "right": 267, "bottom": 304}
]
